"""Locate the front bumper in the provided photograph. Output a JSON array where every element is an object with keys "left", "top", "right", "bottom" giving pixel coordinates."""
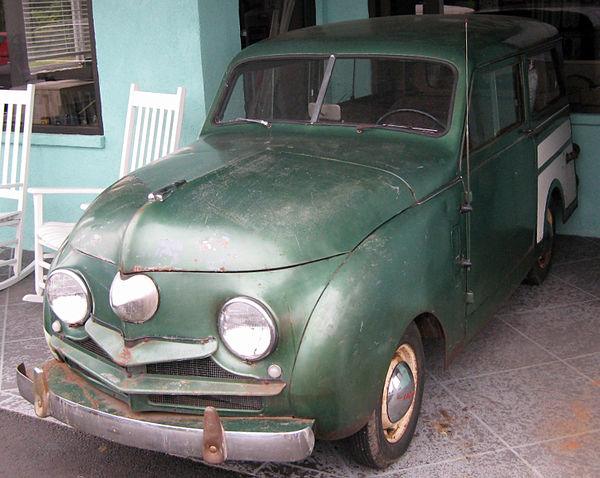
[{"left": 16, "top": 361, "right": 315, "bottom": 464}]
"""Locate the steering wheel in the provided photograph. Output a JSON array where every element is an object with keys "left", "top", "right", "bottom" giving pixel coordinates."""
[{"left": 376, "top": 108, "right": 446, "bottom": 129}]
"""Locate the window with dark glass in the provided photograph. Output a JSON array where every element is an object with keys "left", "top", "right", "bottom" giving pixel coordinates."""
[
  {"left": 528, "top": 49, "right": 564, "bottom": 115},
  {"left": 1, "top": 0, "right": 102, "bottom": 134},
  {"left": 470, "top": 64, "right": 522, "bottom": 149}
]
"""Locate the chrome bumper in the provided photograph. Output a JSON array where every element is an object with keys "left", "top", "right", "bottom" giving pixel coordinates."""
[{"left": 17, "top": 361, "right": 315, "bottom": 464}]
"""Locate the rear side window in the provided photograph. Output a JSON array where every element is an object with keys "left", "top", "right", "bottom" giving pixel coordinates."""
[
  {"left": 527, "top": 49, "right": 564, "bottom": 114},
  {"left": 469, "top": 64, "right": 523, "bottom": 149}
]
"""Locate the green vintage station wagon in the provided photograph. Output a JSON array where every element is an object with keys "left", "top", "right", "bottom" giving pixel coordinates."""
[{"left": 18, "top": 15, "right": 578, "bottom": 469}]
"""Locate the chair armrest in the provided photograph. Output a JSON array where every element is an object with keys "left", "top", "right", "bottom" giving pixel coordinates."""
[
  {"left": 28, "top": 187, "right": 104, "bottom": 195},
  {"left": 28, "top": 187, "right": 106, "bottom": 236}
]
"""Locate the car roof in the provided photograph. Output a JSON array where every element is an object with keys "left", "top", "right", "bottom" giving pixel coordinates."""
[{"left": 233, "top": 14, "right": 560, "bottom": 68}]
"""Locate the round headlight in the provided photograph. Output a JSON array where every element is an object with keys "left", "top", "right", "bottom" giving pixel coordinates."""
[
  {"left": 46, "top": 269, "right": 91, "bottom": 326},
  {"left": 218, "top": 297, "right": 277, "bottom": 361},
  {"left": 110, "top": 273, "right": 159, "bottom": 323}
]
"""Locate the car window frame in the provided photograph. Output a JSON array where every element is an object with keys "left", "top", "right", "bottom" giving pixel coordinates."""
[
  {"left": 468, "top": 58, "right": 525, "bottom": 153},
  {"left": 212, "top": 53, "right": 459, "bottom": 138}
]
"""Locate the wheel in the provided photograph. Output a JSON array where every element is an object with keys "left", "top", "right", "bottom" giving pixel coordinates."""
[
  {"left": 346, "top": 322, "right": 424, "bottom": 468},
  {"left": 376, "top": 108, "right": 446, "bottom": 129},
  {"left": 526, "top": 200, "right": 557, "bottom": 285}
]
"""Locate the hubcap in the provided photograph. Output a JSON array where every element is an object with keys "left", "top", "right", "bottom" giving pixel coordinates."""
[
  {"left": 386, "top": 361, "right": 415, "bottom": 422},
  {"left": 381, "top": 343, "right": 418, "bottom": 443}
]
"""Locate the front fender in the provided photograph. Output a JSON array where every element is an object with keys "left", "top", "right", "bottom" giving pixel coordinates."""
[{"left": 289, "top": 182, "right": 465, "bottom": 439}]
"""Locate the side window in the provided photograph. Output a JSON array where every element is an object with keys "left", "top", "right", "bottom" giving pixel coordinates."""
[
  {"left": 528, "top": 49, "right": 563, "bottom": 115},
  {"left": 470, "top": 63, "right": 523, "bottom": 149}
]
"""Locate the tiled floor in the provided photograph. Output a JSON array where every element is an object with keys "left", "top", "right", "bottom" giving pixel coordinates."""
[{"left": 1, "top": 235, "right": 599, "bottom": 477}]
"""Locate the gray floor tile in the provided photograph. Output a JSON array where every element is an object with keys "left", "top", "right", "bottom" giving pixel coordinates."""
[
  {"left": 287, "top": 440, "right": 354, "bottom": 477},
  {"left": 516, "top": 431, "right": 600, "bottom": 478},
  {"left": 553, "top": 235, "right": 600, "bottom": 265},
  {"left": 256, "top": 463, "right": 341, "bottom": 478},
  {"left": 448, "top": 361, "right": 600, "bottom": 449},
  {"left": 552, "top": 257, "right": 600, "bottom": 299},
  {"left": 0, "top": 390, "right": 38, "bottom": 417},
  {"left": 566, "top": 352, "right": 600, "bottom": 383},
  {"left": 496, "top": 274, "right": 595, "bottom": 316},
  {"left": 385, "top": 380, "right": 506, "bottom": 470},
  {"left": 5, "top": 273, "right": 36, "bottom": 305},
  {"left": 0, "top": 283, "right": 8, "bottom": 307},
  {"left": 4, "top": 302, "right": 45, "bottom": 342},
  {"left": 502, "top": 301, "right": 600, "bottom": 360},
  {"left": 210, "top": 461, "right": 268, "bottom": 477},
  {"left": 381, "top": 450, "right": 537, "bottom": 478},
  {"left": 427, "top": 318, "right": 554, "bottom": 382},
  {"left": 221, "top": 440, "right": 354, "bottom": 478},
  {"left": 1, "top": 338, "right": 52, "bottom": 391}
]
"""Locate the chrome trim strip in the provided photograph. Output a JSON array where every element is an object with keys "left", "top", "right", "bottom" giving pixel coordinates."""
[
  {"left": 17, "top": 363, "right": 314, "bottom": 463},
  {"left": 528, "top": 104, "right": 569, "bottom": 137}
]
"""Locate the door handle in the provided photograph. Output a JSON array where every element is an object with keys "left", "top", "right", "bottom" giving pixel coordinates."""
[{"left": 566, "top": 143, "right": 580, "bottom": 163}]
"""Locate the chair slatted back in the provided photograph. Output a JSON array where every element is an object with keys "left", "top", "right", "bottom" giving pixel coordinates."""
[
  {"left": 120, "top": 83, "right": 186, "bottom": 178},
  {"left": 0, "top": 85, "right": 34, "bottom": 205}
]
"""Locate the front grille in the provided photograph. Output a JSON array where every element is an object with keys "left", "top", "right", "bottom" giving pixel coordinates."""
[
  {"left": 146, "top": 357, "right": 240, "bottom": 380},
  {"left": 148, "top": 394, "right": 263, "bottom": 411},
  {"left": 63, "top": 342, "right": 264, "bottom": 412},
  {"left": 72, "top": 339, "right": 239, "bottom": 380},
  {"left": 64, "top": 357, "right": 90, "bottom": 377},
  {"left": 71, "top": 338, "right": 112, "bottom": 361}
]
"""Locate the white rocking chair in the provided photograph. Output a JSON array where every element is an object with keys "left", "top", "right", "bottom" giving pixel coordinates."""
[
  {"left": 24, "top": 83, "right": 186, "bottom": 302},
  {"left": 0, "top": 84, "right": 35, "bottom": 290}
]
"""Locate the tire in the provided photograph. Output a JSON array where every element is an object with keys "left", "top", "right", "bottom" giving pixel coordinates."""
[
  {"left": 346, "top": 322, "right": 424, "bottom": 469},
  {"left": 525, "top": 200, "right": 557, "bottom": 285}
]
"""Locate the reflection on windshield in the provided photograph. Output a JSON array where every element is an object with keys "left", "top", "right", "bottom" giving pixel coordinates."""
[{"left": 216, "top": 56, "right": 456, "bottom": 135}]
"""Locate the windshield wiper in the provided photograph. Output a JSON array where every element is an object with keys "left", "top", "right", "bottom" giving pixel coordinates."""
[
  {"left": 235, "top": 117, "right": 271, "bottom": 128},
  {"left": 356, "top": 124, "right": 438, "bottom": 134}
]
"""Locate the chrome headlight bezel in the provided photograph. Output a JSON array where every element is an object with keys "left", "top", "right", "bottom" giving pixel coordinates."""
[
  {"left": 46, "top": 269, "right": 91, "bottom": 326},
  {"left": 218, "top": 296, "right": 278, "bottom": 361},
  {"left": 109, "top": 273, "right": 159, "bottom": 323}
]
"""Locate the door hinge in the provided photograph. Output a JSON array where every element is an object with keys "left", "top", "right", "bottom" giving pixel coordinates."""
[
  {"left": 466, "top": 290, "right": 475, "bottom": 304},
  {"left": 460, "top": 258, "right": 472, "bottom": 270}
]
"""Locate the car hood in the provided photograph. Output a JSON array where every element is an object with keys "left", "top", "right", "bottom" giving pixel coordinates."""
[{"left": 68, "top": 130, "right": 455, "bottom": 272}]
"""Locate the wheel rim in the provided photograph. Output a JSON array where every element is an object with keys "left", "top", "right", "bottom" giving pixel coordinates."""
[
  {"left": 538, "top": 207, "right": 554, "bottom": 270},
  {"left": 380, "top": 343, "right": 419, "bottom": 443}
]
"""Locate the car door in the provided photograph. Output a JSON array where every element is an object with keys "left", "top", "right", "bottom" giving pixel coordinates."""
[
  {"left": 465, "top": 59, "right": 537, "bottom": 336},
  {"left": 526, "top": 47, "right": 577, "bottom": 251}
]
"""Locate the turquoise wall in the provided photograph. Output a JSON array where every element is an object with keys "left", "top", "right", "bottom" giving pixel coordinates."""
[
  {"left": 21, "top": 0, "right": 240, "bottom": 249},
  {"left": 198, "top": 0, "right": 242, "bottom": 116},
  {"left": 560, "top": 115, "right": 600, "bottom": 237}
]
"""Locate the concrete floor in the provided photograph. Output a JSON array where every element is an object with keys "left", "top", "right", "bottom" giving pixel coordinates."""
[{"left": 1, "top": 235, "right": 599, "bottom": 477}]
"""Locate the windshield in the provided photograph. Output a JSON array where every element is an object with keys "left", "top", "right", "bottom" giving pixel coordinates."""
[{"left": 215, "top": 55, "right": 456, "bottom": 135}]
